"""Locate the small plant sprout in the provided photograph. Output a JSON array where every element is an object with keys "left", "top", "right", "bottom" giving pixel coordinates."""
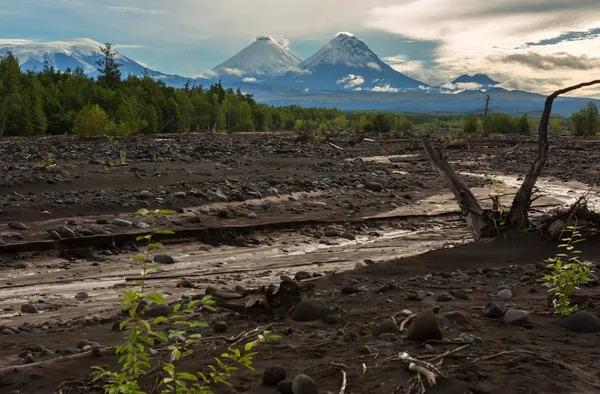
[
  {"left": 33, "top": 153, "right": 56, "bottom": 172},
  {"left": 91, "top": 208, "right": 279, "bottom": 394},
  {"left": 540, "top": 225, "right": 596, "bottom": 316},
  {"left": 487, "top": 175, "right": 507, "bottom": 226}
]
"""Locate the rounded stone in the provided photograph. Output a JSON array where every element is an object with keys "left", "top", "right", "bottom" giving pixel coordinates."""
[
  {"left": 213, "top": 321, "right": 228, "bottom": 333},
  {"left": 559, "top": 312, "right": 600, "bottom": 333},
  {"left": 407, "top": 309, "right": 443, "bottom": 341},
  {"left": 277, "top": 380, "right": 294, "bottom": 394},
  {"left": 262, "top": 365, "right": 287, "bottom": 386},
  {"left": 292, "top": 374, "right": 318, "bottom": 394}
]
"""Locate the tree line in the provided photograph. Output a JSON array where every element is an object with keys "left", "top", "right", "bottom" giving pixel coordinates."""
[{"left": 0, "top": 43, "right": 597, "bottom": 138}]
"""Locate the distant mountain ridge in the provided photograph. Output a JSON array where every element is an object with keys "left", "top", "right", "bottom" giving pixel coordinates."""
[
  {"left": 0, "top": 38, "right": 196, "bottom": 87},
  {"left": 1, "top": 35, "right": 597, "bottom": 116}
]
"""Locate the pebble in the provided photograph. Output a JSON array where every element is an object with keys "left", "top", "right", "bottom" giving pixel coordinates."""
[
  {"left": 294, "top": 271, "right": 312, "bottom": 281},
  {"left": 277, "top": 380, "right": 294, "bottom": 394},
  {"left": 262, "top": 365, "right": 287, "bottom": 386},
  {"left": 290, "top": 299, "right": 330, "bottom": 322},
  {"left": 21, "top": 304, "right": 38, "bottom": 314},
  {"left": 436, "top": 292, "right": 454, "bottom": 302},
  {"left": 143, "top": 304, "right": 171, "bottom": 318},
  {"left": 75, "top": 292, "right": 90, "bottom": 300},
  {"left": 497, "top": 289, "right": 513, "bottom": 299},
  {"left": 1, "top": 328, "right": 15, "bottom": 335},
  {"left": 407, "top": 309, "right": 443, "bottom": 341},
  {"left": 88, "top": 225, "right": 105, "bottom": 235},
  {"left": 55, "top": 225, "right": 76, "bottom": 239},
  {"left": 77, "top": 339, "right": 101, "bottom": 349},
  {"left": 444, "top": 311, "right": 470, "bottom": 325},
  {"left": 134, "top": 222, "right": 150, "bottom": 229},
  {"left": 138, "top": 190, "right": 154, "bottom": 199},
  {"left": 364, "top": 182, "right": 384, "bottom": 192},
  {"left": 354, "top": 261, "right": 368, "bottom": 269},
  {"left": 8, "top": 221, "right": 28, "bottom": 230},
  {"left": 449, "top": 289, "right": 470, "bottom": 300},
  {"left": 504, "top": 310, "right": 529, "bottom": 323},
  {"left": 21, "top": 353, "right": 35, "bottom": 364},
  {"left": 481, "top": 302, "right": 504, "bottom": 318},
  {"left": 374, "top": 320, "right": 400, "bottom": 337},
  {"left": 559, "top": 312, "right": 600, "bottom": 333},
  {"left": 217, "top": 209, "right": 231, "bottom": 219},
  {"left": 154, "top": 254, "right": 175, "bottom": 264},
  {"left": 292, "top": 374, "right": 318, "bottom": 394},
  {"left": 213, "top": 321, "right": 228, "bottom": 333},
  {"left": 173, "top": 191, "right": 187, "bottom": 198},
  {"left": 112, "top": 219, "right": 132, "bottom": 227}
]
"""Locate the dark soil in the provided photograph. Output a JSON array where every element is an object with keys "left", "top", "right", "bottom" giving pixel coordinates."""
[{"left": 1, "top": 132, "right": 600, "bottom": 394}]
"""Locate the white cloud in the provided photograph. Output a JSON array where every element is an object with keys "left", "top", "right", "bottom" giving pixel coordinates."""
[
  {"left": 113, "top": 44, "right": 144, "bottom": 49},
  {"left": 367, "top": 0, "right": 600, "bottom": 95},
  {"left": 223, "top": 67, "right": 244, "bottom": 77},
  {"left": 277, "top": 38, "right": 290, "bottom": 49},
  {"left": 336, "top": 74, "right": 365, "bottom": 88},
  {"left": 366, "top": 61, "right": 381, "bottom": 71},
  {"left": 242, "top": 77, "right": 257, "bottom": 82},
  {"left": 104, "top": 6, "right": 168, "bottom": 15},
  {"left": 441, "top": 82, "right": 484, "bottom": 91},
  {"left": 372, "top": 84, "right": 399, "bottom": 92}
]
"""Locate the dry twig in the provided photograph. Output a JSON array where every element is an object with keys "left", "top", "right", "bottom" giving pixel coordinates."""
[{"left": 339, "top": 370, "right": 347, "bottom": 394}]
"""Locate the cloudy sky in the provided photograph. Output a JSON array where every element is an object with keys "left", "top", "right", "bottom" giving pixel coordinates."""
[{"left": 1, "top": 0, "right": 600, "bottom": 96}]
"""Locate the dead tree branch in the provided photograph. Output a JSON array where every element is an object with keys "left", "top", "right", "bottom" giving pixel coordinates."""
[
  {"left": 507, "top": 79, "right": 600, "bottom": 228},
  {"left": 421, "top": 136, "right": 486, "bottom": 239}
]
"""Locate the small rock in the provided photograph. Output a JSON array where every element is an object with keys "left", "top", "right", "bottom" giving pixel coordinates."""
[
  {"left": 77, "top": 339, "right": 101, "bottom": 349},
  {"left": 8, "top": 221, "right": 28, "bottom": 230},
  {"left": 449, "top": 289, "right": 470, "bottom": 300},
  {"left": 217, "top": 209, "right": 231, "bottom": 219},
  {"left": 55, "top": 225, "right": 76, "bottom": 239},
  {"left": 354, "top": 261, "right": 368, "bottom": 270},
  {"left": 143, "top": 304, "right": 171, "bottom": 318},
  {"left": 133, "top": 222, "right": 150, "bottom": 229},
  {"left": 364, "top": 182, "right": 384, "bottom": 192},
  {"left": 154, "top": 254, "right": 175, "bottom": 264},
  {"left": 497, "top": 289, "right": 513, "bottom": 299},
  {"left": 1, "top": 328, "right": 15, "bottom": 335},
  {"left": 48, "top": 230, "right": 61, "bottom": 240},
  {"left": 481, "top": 302, "right": 504, "bottom": 318},
  {"left": 263, "top": 365, "right": 287, "bottom": 386},
  {"left": 21, "top": 304, "right": 38, "bottom": 314},
  {"left": 247, "top": 212, "right": 258, "bottom": 219},
  {"left": 292, "top": 374, "right": 318, "bottom": 394},
  {"left": 374, "top": 320, "right": 400, "bottom": 337},
  {"left": 407, "top": 309, "right": 443, "bottom": 341},
  {"left": 277, "top": 380, "right": 294, "bottom": 394},
  {"left": 75, "top": 292, "right": 90, "bottom": 300},
  {"left": 504, "top": 310, "right": 529, "bottom": 323},
  {"left": 138, "top": 190, "right": 154, "bottom": 200},
  {"left": 173, "top": 191, "right": 187, "bottom": 198},
  {"left": 112, "top": 219, "right": 132, "bottom": 227},
  {"left": 444, "top": 311, "right": 470, "bottom": 325},
  {"left": 294, "top": 271, "right": 312, "bottom": 281},
  {"left": 290, "top": 299, "right": 330, "bottom": 322},
  {"left": 213, "top": 321, "right": 228, "bottom": 333},
  {"left": 339, "top": 232, "right": 356, "bottom": 240},
  {"left": 559, "top": 312, "right": 600, "bottom": 333},
  {"left": 21, "top": 353, "right": 35, "bottom": 364},
  {"left": 436, "top": 292, "right": 454, "bottom": 302}
]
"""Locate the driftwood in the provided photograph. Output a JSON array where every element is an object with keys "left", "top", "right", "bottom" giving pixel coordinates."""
[
  {"left": 210, "top": 279, "right": 311, "bottom": 316},
  {"left": 422, "top": 79, "right": 600, "bottom": 238}
]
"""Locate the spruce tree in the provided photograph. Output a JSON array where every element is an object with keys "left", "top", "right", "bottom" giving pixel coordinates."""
[{"left": 96, "top": 43, "right": 122, "bottom": 89}]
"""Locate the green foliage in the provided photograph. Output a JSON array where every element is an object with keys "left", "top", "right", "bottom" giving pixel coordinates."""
[
  {"left": 551, "top": 114, "right": 564, "bottom": 132},
  {"left": 570, "top": 101, "right": 599, "bottom": 136},
  {"left": 72, "top": 104, "right": 117, "bottom": 137},
  {"left": 540, "top": 226, "right": 596, "bottom": 316},
  {"left": 516, "top": 113, "right": 532, "bottom": 135},
  {"left": 463, "top": 114, "right": 479, "bottom": 133},
  {"left": 33, "top": 153, "right": 56, "bottom": 172},
  {"left": 92, "top": 208, "right": 280, "bottom": 394},
  {"left": 487, "top": 175, "right": 507, "bottom": 225},
  {"left": 97, "top": 43, "right": 122, "bottom": 90}
]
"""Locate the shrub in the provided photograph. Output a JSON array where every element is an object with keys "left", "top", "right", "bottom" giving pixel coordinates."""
[
  {"left": 570, "top": 101, "right": 599, "bottom": 136},
  {"left": 72, "top": 104, "right": 116, "bottom": 137},
  {"left": 463, "top": 114, "right": 479, "bottom": 133},
  {"left": 540, "top": 226, "right": 596, "bottom": 316},
  {"left": 516, "top": 113, "right": 532, "bottom": 135}
]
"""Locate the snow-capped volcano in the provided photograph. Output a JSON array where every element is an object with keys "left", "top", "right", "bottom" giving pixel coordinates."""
[
  {"left": 300, "top": 32, "right": 382, "bottom": 70},
  {"left": 211, "top": 35, "right": 302, "bottom": 81},
  {"left": 0, "top": 38, "right": 195, "bottom": 87},
  {"left": 270, "top": 32, "right": 428, "bottom": 92}
]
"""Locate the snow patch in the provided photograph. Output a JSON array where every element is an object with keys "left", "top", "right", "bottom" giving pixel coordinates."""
[{"left": 335, "top": 32, "right": 355, "bottom": 37}]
